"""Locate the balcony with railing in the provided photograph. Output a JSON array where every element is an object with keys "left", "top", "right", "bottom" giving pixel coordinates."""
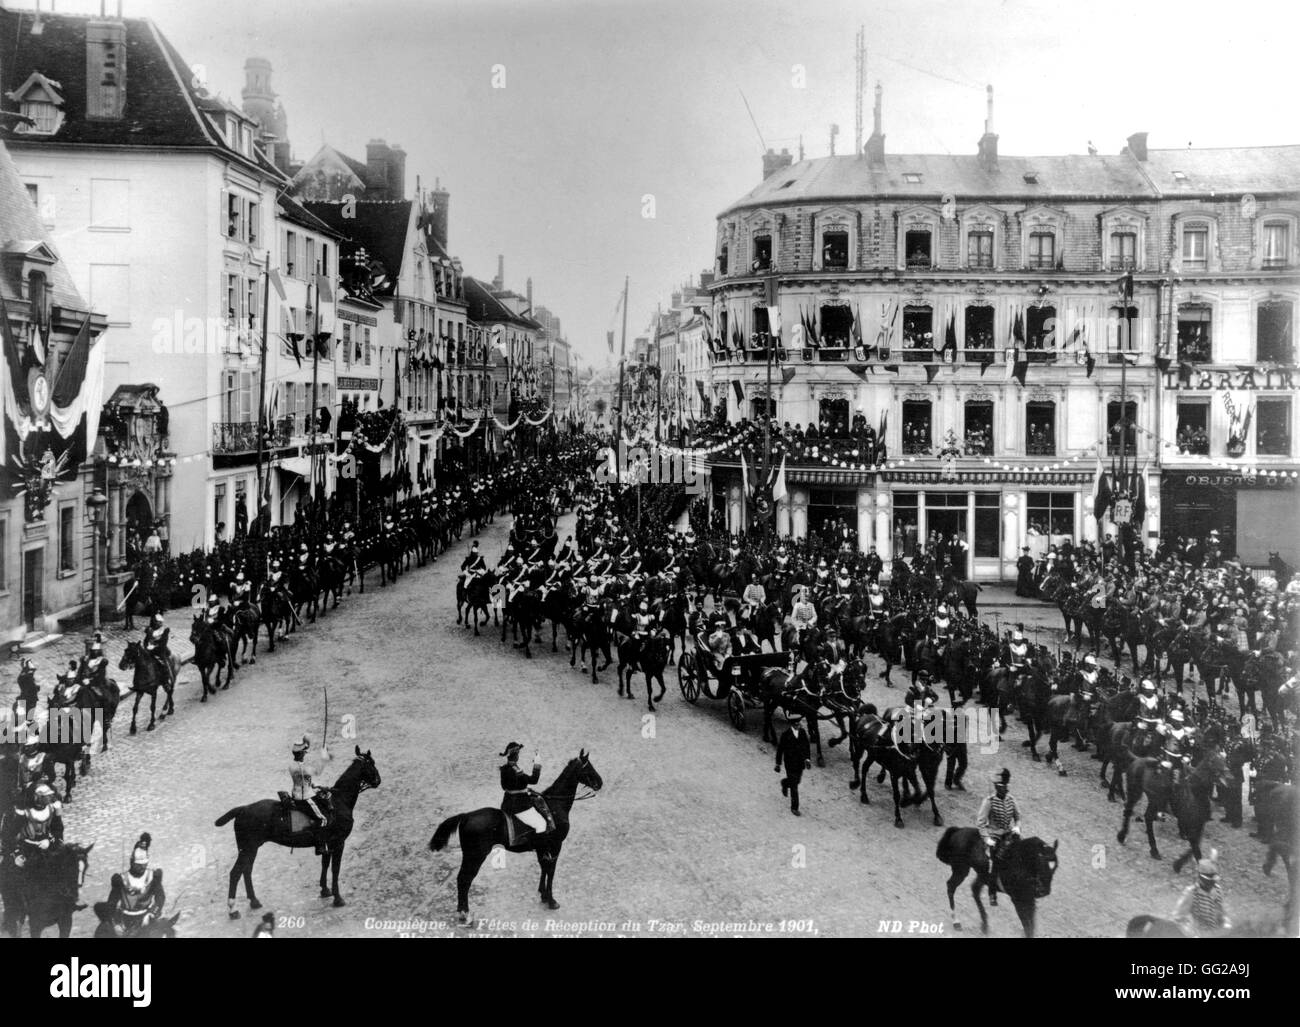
[{"left": 212, "top": 417, "right": 293, "bottom": 455}]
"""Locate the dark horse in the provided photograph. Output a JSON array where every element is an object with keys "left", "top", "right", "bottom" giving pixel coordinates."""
[
  {"left": 936, "top": 828, "right": 1059, "bottom": 937},
  {"left": 215, "top": 748, "right": 381, "bottom": 917},
  {"left": 1117, "top": 748, "right": 1230, "bottom": 862},
  {"left": 428, "top": 751, "right": 603, "bottom": 927},
  {"left": 189, "top": 616, "right": 235, "bottom": 700},
  {"left": 118, "top": 641, "right": 178, "bottom": 733},
  {"left": 0, "top": 842, "right": 94, "bottom": 938}
]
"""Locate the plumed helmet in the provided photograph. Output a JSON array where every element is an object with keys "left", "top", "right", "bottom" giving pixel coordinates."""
[{"left": 131, "top": 832, "right": 153, "bottom": 866}]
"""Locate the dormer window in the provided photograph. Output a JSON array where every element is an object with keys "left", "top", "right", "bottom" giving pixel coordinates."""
[
  {"left": 6, "top": 72, "right": 66, "bottom": 135},
  {"left": 1023, "top": 171, "right": 1039, "bottom": 184},
  {"left": 1172, "top": 170, "right": 1188, "bottom": 182},
  {"left": 903, "top": 173, "right": 922, "bottom": 184}
]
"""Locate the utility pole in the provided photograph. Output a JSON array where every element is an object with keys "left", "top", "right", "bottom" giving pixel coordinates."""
[
  {"left": 254, "top": 267, "right": 270, "bottom": 530},
  {"left": 309, "top": 278, "right": 319, "bottom": 511},
  {"left": 654, "top": 304, "right": 663, "bottom": 445}
]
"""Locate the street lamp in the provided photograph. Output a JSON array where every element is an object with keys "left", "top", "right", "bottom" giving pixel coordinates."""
[{"left": 86, "top": 488, "right": 109, "bottom": 631}]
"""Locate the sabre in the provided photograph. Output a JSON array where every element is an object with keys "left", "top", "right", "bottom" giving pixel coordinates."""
[
  {"left": 115, "top": 581, "right": 138, "bottom": 613},
  {"left": 321, "top": 683, "right": 331, "bottom": 763}
]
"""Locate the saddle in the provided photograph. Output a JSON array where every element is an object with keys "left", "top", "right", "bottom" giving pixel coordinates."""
[
  {"left": 503, "top": 795, "right": 556, "bottom": 849},
  {"left": 277, "top": 792, "right": 325, "bottom": 834}
]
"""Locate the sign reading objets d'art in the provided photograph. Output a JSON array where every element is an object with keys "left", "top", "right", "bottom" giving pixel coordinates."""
[{"left": 1177, "top": 472, "right": 1297, "bottom": 489}]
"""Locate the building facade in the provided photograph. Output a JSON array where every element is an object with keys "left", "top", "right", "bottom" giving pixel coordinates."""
[{"left": 705, "top": 90, "right": 1300, "bottom": 575}]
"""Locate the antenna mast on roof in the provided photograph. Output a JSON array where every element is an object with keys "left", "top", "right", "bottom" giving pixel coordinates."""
[{"left": 854, "top": 26, "right": 865, "bottom": 158}]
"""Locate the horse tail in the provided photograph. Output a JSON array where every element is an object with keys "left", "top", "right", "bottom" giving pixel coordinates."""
[
  {"left": 214, "top": 806, "right": 243, "bottom": 828},
  {"left": 429, "top": 814, "right": 462, "bottom": 852},
  {"left": 935, "top": 826, "right": 961, "bottom": 864}
]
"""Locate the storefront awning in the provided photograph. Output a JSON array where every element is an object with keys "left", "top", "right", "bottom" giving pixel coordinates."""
[{"left": 883, "top": 469, "right": 1092, "bottom": 485}]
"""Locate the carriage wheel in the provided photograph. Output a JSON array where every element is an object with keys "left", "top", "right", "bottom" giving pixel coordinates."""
[
  {"left": 678, "top": 653, "right": 699, "bottom": 703},
  {"left": 727, "top": 689, "right": 746, "bottom": 731}
]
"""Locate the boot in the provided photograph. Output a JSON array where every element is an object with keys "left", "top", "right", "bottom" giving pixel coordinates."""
[{"left": 314, "top": 825, "right": 329, "bottom": 856}]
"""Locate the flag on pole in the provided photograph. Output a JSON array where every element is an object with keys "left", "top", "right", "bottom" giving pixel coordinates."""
[
  {"left": 731, "top": 379, "right": 744, "bottom": 406},
  {"left": 1131, "top": 462, "right": 1147, "bottom": 524},
  {"left": 607, "top": 331, "right": 615, "bottom": 353},
  {"left": 739, "top": 448, "right": 750, "bottom": 498},
  {"left": 772, "top": 453, "right": 788, "bottom": 502},
  {"left": 268, "top": 268, "right": 287, "bottom": 302},
  {"left": 939, "top": 310, "right": 957, "bottom": 362},
  {"left": 1091, "top": 454, "right": 1112, "bottom": 521}
]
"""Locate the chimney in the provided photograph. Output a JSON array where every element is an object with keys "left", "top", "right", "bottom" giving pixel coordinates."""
[
  {"left": 977, "top": 85, "right": 999, "bottom": 170},
  {"left": 699, "top": 270, "right": 716, "bottom": 289},
  {"left": 761, "top": 147, "right": 793, "bottom": 181},
  {"left": 430, "top": 177, "right": 450, "bottom": 250},
  {"left": 864, "top": 82, "right": 885, "bottom": 166},
  {"left": 389, "top": 143, "right": 407, "bottom": 199},
  {"left": 85, "top": 15, "right": 128, "bottom": 121},
  {"left": 1125, "top": 132, "right": 1149, "bottom": 162},
  {"left": 526, "top": 277, "right": 533, "bottom": 313},
  {"left": 493, "top": 255, "right": 504, "bottom": 291}
]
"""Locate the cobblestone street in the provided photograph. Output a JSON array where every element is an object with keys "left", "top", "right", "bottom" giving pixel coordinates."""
[{"left": 10, "top": 513, "right": 1286, "bottom": 939}]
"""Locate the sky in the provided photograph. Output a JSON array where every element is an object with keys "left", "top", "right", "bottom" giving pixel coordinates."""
[{"left": 14, "top": 0, "right": 1300, "bottom": 365}]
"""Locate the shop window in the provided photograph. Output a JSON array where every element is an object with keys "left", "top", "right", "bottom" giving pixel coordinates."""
[
  {"left": 809, "top": 487, "right": 859, "bottom": 534},
  {"left": 893, "top": 492, "right": 920, "bottom": 557},
  {"left": 964, "top": 305, "right": 995, "bottom": 361},
  {"left": 905, "top": 229, "right": 932, "bottom": 268},
  {"left": 1175, "top": 401, "right": 1210, "bottom": 455},
  {"left": 819, "top": 305, "right": 853, "bottom": 358},
  {"left": 968, "top": 230, "right": 994, "bottom": 269},
  {"left": 1107, "top": 400, "right": 1137, "bottom": 456},
  {"left": 822, "top": 231, "right": 848, "bottom": 269},
  {"left": 974, "top": 493, "right": 1000, "bottom": 558},
  {"left": 1026, "top": 492, "right": 1075, "bottom": 542},
  {"left": 902, "top": 400, "right": 931, "bottom": 454},
  {"left": 1256, "top": 399, "right": 1291, "bottom": 456},
  {"left": 1026, "top": 401, "right": 1056, "bottom": 455},
  {"left": 1257, "top": 301, "right": 1294, "bottom": 364},
  {"left": 964, "top": 401, "right": 993, "bottom": 455},
  {"left": 751, "top": 234, "right": 772, "bottom": 272},
  {"left": 1025, "top": 305, "right": 1056, "bottom": 360},
  {"left": 1177, "top": 305, "right": 1212, "bottom": 363},
  {"left": 902, "top": 306, "right": 933, "bottom": 361}
]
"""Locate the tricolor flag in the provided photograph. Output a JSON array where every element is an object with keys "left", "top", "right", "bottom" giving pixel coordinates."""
[
  {"left": 1091, "top": 454, "right": 1112, "bottom": 521},
  {"left": 772, "top": 453, "right": 788, "bottom": 502}
]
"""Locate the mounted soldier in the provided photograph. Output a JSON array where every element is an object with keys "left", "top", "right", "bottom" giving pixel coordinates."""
[
  {"left": 287, "top": 736, "right": 332, "bottom": 855},
  {"left": 905, "top": 668, "right": 940, "bottom": 709},
  {"left": 95, "top": 832, "right": 165, "bottom": 936},
  {"left": 1131, "top": 678, "right": 1163, "bottom": 756},
  {"left": 1158, "top": 709, "right": 1194, "bottom": 783},
  {"left": 976, "top": 767, "right": 1021, "bottom": 894},
  {"left": 232, "top": 569, "right": 253, "bottom": 608},
  {"left": 499, "top": 742, "right": 554, "bottom": 844},
  {"left": 791, "top": 585, "right": 818, "bottom": 636},
  {"left": 8, "top": 780, "right": 64, "bottom": 868}
]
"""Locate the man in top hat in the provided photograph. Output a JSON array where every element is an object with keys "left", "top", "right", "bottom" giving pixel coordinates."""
[
  {"left": 1016, "top": 546, "right": 1036, "bottom": 598},
  {"left": 976, "top": 767, "right": 1020, "bottom": 900},
  {"left": 288, "top": 736, "right": 332, "bottom": 855},
  {"left": 499, "top": 741, "right": 553, "bottom": 840},
  {"left": 865, "top": 545, "right": 883, "bottom": 585},
  {"left": 1171, "top": 853, "right": 1231, "bottom": 936},
  {"left": 97, "top": 832, "right": 166, "bottom": 936},
  {"left": 774, "top": 711, "right": 812, "bottom": 816}
]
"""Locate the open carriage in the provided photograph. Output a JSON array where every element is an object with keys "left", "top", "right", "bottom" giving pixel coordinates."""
[{"left": 676, "top": 633, "right": 791, "bottom": 729}]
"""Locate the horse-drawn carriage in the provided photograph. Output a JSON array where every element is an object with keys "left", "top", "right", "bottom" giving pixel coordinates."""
[{"left": 676, "top": 634, "right": 791, "bottom": 729}]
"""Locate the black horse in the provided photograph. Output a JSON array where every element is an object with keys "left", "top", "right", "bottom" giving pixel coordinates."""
[
  {"left": 189, "top": 616, "right": 235, "bottom": 700},
  {"left": 429, "top": 751, "right": 603, "bottom": 926},
  {"left": 215, "top": 748, "right": 381, "bottom": 917},
  {"left": 1117, "top": 748, "right": 1230, "bottom": 862},
  {"left": 118, "top": 641, "right": 178, "bottom": 733},
  {"left": 0, "top": 841, "right": 94, "bottom": 938},
  {"left": 456, "top": 571, "right": 497, "bottom": 636},
  {"left": 936, "top": 828, "right": 1059, "bottom": 937}
]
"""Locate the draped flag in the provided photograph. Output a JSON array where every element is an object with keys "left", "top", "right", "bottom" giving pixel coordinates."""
[
  {"left": 939, "top": 310, "right": 957, "bottom": 362},
  {"left": 1131, "top": 462, "right": 1147, "bottom": 524},
  {"left": 925, "top": 363, "right": 941, "bottom": 384},
  {"left": 876, "top": 409, "right": 888, "bottom": 464},
  {"left": 607, "top": 331, "right": 615, "bottom": 353},
  {"left": 1092, "top": 454, "right": 1113, "bottom": 521},
  {"left": 731, "top": 379, "right": 745, "bottom": 406},
  {"left": 772, "top": 453, "right": 788, "bottom": 502},
  {"left": 851, "top": 304, "right": 868, "bottom": 360},
  {"left": 739, "top": 448, "right": 751, "bottom": 498}
]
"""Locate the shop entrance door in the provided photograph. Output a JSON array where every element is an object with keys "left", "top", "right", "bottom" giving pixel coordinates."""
[{"left": 926, "top": 509, "right": 969, "bottom": 575}]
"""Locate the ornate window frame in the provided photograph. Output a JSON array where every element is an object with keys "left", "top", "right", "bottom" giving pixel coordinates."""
[
  {"left": 1018, "top": 205, "right": 1067, "bottom": 271},
  {"left": 958, "top": 205, "right": 1002, "bottom": 271},
  {"left": 745, "top": 209, "right": 781, "bottom": 273},
  {"left": 1253, "top": 208, "right": 1299, "bottom": 271},
  {"left": 895, "top": 205, "right": 941, "bottom": 271},
  {"left": 1170, "top": 210, "right": 1221, "bottom": 274},
  {"left": 1100, "top": 206, "right": 1149, "bottom": 272},
  {"left": 813, "top": 205, "right": 857, "bottom": 272}
]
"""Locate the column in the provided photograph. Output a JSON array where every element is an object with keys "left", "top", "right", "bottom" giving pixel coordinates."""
[
  {"left": 967, "top": 489, "right": 977, "bottom": 578},
  {"left": 776, "top": 493, "right": 792, "bottom": 538},
  {"left": 1003, "top": 500, "right": 1020, "bottom": 580},
  {"left": 856, "top": 487, "right": 873, "bottom": 554},
  {"left": 1073, "top": 489, "right": 1084, "bottom": 547},
  {"left": 917, "top": 490, "right": 927, "bottom": 546},
  {"left": 874, "top": 488, "right": 892, "bottom": 563},
  {"left": 791, "top": 487, "right": 809, "bottom": 541}
]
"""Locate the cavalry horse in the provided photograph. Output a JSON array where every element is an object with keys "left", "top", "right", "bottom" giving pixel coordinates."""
[
  {"left": 0, "top": 841, "right": 94, "bottom": 938},
  {"left": 456, "top": 570, "right": 498, "bottom": 636},
  {"left": 620, "top": 629, "right": 671, "bottom": 711},
  {"left": 229, "top": 601, "right": 263, "bottom": 664},
  {"left": 936, "top": 828, "right": 1058, "bottom": 937},
  {"left": 428, "top": 751, "right": 603, "bottom": 927},
  {"left": 189, "top": 615, "right": 236, "bottom": 700},
  {"left": 215, "top": 747, "right": 381, "bottom": 917},
  {"left": 847, "top": 704, "right": 933, "bottom": 828},
  {"left": 1117, "top": 746, "right": 1230, "bottom": 862},
  {"left": 118, "top": 641, "right": 178, "bottom": 734}
]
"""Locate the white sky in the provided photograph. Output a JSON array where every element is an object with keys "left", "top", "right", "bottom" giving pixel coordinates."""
[{"left": 15, "top": 0, "right": 1300, "bottom": 364}]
